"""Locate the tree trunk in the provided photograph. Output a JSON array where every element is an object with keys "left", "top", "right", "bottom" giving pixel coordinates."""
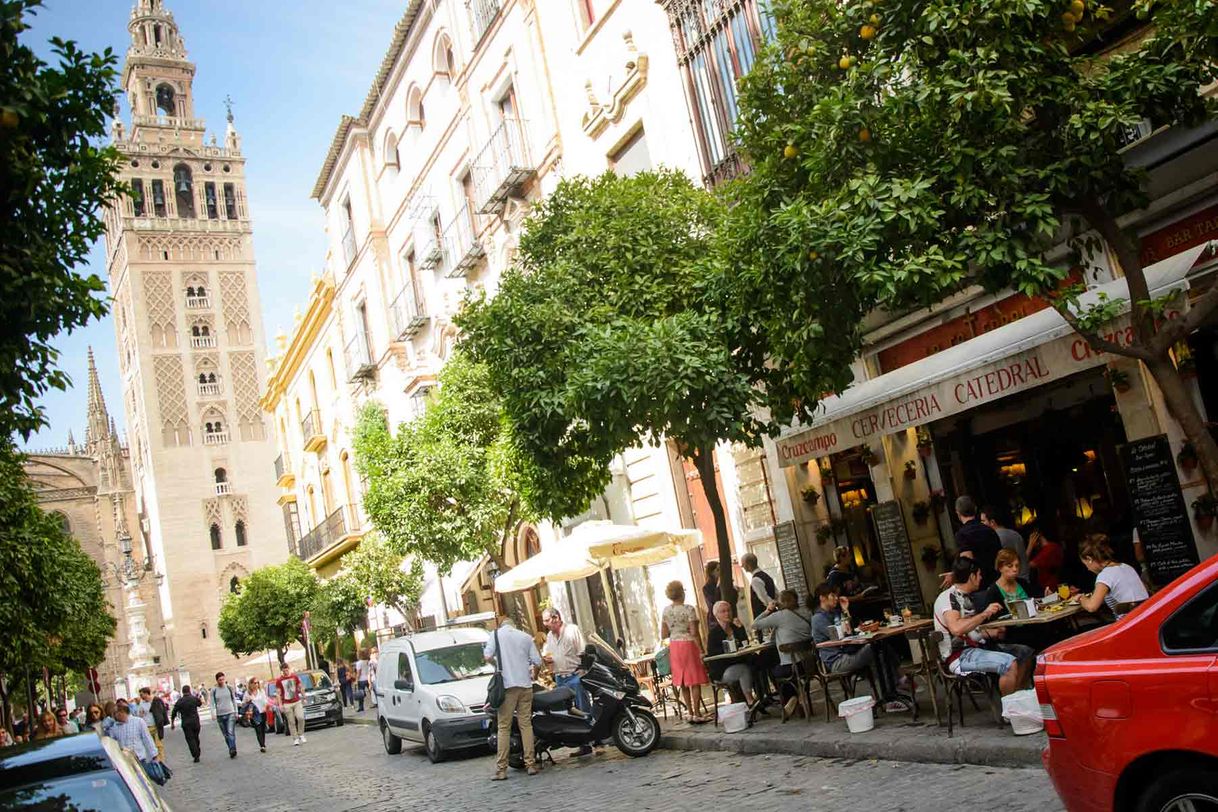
[
  {"left": 1145, "top": 356, "right": 1218, "bottom": 489},
  {"left": 692, "top": 444, "right": 737, "bottom": 606},
  {"left": 0, "top": 674, "right": 12, "bottom": 737},
  {"left": 276, "top": 647, "right": 286, "bottom": 668}
]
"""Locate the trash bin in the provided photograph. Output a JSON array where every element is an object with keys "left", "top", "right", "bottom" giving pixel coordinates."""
[
  {"left": 720, "top": 702, "right": 748, "bottom": 733},
  {"left": 838, "top": 695, "right": 876, "bottom": 733}
]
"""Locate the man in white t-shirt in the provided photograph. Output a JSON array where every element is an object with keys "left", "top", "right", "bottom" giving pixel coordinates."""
[
  {"left": 354, "top": 655, "right": 370, "bottom": 712},
  {"left": 933, "top": 557, "right": 1034, "bottom": 696},
  {"left": 541, "top": 607, "right": 591, "bottom": 737}
]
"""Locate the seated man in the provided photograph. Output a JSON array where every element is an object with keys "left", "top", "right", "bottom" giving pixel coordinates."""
[
  {"left": 809, "top": 583, "right": 874, "bottom": 675},
  {"left": 933, "top": 557, "right": 1034, "bottom": 696}
]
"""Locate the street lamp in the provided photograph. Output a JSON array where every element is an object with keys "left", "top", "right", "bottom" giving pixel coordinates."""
[{"left": 101, "top": 530, "right": 163, "bottom": 588}]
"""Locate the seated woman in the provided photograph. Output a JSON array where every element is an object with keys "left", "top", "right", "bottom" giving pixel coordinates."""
[
  {"left": 982, "top": 548, "right": 1035, "bottom": 609},
  {"left": 1074, "top": 535, "right": 1149, "bottom": 619},
  {"left": 751, "top": 590, "right": 812, "bottom": 716},
  {"left": 825, "top": 546, "right": 861, "bottom": 595},
  {"left": 705, "top": 600, "right": 756, "bottom": 706}
]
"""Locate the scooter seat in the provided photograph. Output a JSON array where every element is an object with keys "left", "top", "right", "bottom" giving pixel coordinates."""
[{"left": 531, "top": 686, "right": 575, "bottom": 711}]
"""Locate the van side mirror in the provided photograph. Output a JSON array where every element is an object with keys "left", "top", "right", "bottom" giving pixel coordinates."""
[{"left": 394, "top": 679, "right": 413, "bottom": 691}]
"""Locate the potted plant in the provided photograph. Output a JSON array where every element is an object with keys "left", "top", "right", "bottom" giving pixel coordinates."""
[
  {"left": 904, "top": 460, "right": 918, "bottom": 481},
  {"left": 911, "top": 500, "right": 931, "bottom": 525},
  {"left": 860, "top": 445, "right": 879, "bottom": 466},
  {"left": 1105, "top": 367, "right": 1132, "bottom": 394},
  {"left": 920, "top": 544, "right": 942, "bottom": 571},
  {"left": 929, "top": 488, "right": 947, "bottom": 513},
  {"left": 816, "top": 524, "right": 834, "bottom": 545},
  {"left": 1192, "top": 493, "right": 1217, "bottom": 531},
  {"left": 818, "top": 458, "right": 834, "bottom": 480},
  {"left": 801, "top": 484, "right": 821, "bottom": 505},
  {"left": 1178, "top": 441, "right": 1199, "bottom": 473},
  {"left": 916, "top": 426, "right": 934, "bottom": 458}
]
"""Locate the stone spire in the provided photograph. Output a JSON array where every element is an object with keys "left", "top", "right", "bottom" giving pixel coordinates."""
[
  {"left": 66, "top": 429, "right": 77, "bottom": 455},
  {"left": 85, "top": 347, "right": 112, "bottom": 449}
]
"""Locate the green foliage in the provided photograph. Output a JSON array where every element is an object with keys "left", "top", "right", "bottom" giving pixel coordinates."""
[
  {"left": 310, "top": 572, "right": 367, "bottom": 647},
  {"left": 0, "top": 443, "right": 116, "bottom": 677},
  {"left": 353, "top": 352, "right": 553, "bottom": 572},
  {"left": 338, "top": 532, "right": 422, "bottom": 619},
  {"left": 729, "top": 0, "right": 1218, "bottom": 411},
  {"left": 0, "top": 0, "right": 125, "bottom": 439},
  {"left": 217, "top": 557, "right": 319, "bottom": 660},
  {"left": 459, "top": 170, "right": 774, "bottom": 517}
]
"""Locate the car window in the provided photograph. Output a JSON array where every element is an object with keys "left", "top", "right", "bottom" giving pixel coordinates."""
[
  {"left": 397, "top": 652, "right": 414, "bottom": 686},
  {"left": 415, "top": 643, "right": 495, "bottom": 684},
  {"left": 1162, "top": 581, "right": 1218, "bottom": 653},
  {"left": 298, "top": 673, "right": 332, "bottom": 691},
  {"left": 266, "top": 682, "right": 278, "bottom": 698},
  {"left": 0, "top": 770, "right": 141, "bottom": 810}
]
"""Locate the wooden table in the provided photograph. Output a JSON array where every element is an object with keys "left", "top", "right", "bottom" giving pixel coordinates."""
[
  {"left": 815, "top": 619, "right": 933, "bottom": 715},
  {"left": 703, "top": 643, "right": 774, "bottom": 663},
  {"left": 980, "top": 602, "right": 1083, "bottom": 630},
  {"left": 815, "top": 618, "right": 933, "bottom": 649}
]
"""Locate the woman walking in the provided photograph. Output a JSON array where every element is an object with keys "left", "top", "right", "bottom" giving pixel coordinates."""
[
  {"left": 30, "top": 710, "right": 63, "bottom": 741},
  {"left": 661, "top": 581, "right": 712, "bottom": 723},
  {"left": 243, "top": 677, "right": 270, "bottom": 753}
]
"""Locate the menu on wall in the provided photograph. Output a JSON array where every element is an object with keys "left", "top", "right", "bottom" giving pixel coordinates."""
[
  {"left": 871, "top": 501, "right": 924, "bottom": 614},
  {"left": 1119, "top": 435, "right": 1200, "bottom": 586},
  {"left": 772, "top": 521, "right": 808, "bottom": 600}
]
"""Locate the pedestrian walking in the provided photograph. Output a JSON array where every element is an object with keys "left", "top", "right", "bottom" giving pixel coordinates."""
[
  {"left": 210, "top": 672, "right": 240, "bottom": 758},
  {"left": 106, "top": 700, "right": 167, "bottom": 784},
  {"left": 367, "top": 650, "right": 378, "bottom": 708},
  {"left": 483, "top": 613, "right": 542, "bottom": 780},
  {"left": 336, "top": 660, "right": 351, "bottom": 707},
  {"left": 354, "top": 650, "right": 370, "bottom": 712},
  {"left": 31, "top": 710, "right": 62, "bottom": 740},
  {"left": 133, "top": 686, "right": 167, "bottom": 760},
  {"left": 170, "top": 686, "right": 203, "bottom": 762},
  {"left": 274, "top": 662, "right": 307, "bottom": 745},
  {"left": 242, "top": 677, "right": 270, "bottom": 753},
  {"left": 54, "top": 707, "right": 78, "bottom": 734},
  {"left": 83, "top": 703, "right": 105, "bottom": 734}
]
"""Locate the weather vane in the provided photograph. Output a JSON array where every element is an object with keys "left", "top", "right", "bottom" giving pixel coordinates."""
[{"left": 224, "top": 94, "right": 234, "bottom": 124}]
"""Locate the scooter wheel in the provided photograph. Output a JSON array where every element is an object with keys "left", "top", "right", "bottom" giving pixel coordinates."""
[
  {"left": 508, "top": 732, "right": 526, "bottom": 770},
  {"left": 612, "top": 709, "right": 660, "bottom": 757}
]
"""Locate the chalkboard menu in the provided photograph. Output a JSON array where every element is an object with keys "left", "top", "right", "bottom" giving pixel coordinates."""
[
  {"left": 871, "top": 501, "right": 923, "bottom": 614},
  {"left": 773, "top": 521, "right": 808, "bottom": 599},
  {"left": 1119, "top": 435, "right": 1199, "bottom": 586}
]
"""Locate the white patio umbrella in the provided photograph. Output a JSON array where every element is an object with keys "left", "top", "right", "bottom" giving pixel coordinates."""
[
  {"left": 577, "top": 520, "right": 703, "bottom": 568},
  {"left": 492, "top": 539, "right": 601, "bottom": 593}
]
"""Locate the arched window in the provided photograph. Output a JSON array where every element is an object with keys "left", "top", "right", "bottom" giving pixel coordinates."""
[
  {"left": 198, "top": 372, "right": 207, "bottom": 384},
  {"left": 174, "top": 164, "right": 195, "bottom": 218},
  {"left": 200, "top": 623, "right": 208, "bottom": 639},
  {"left": 207, "top": 372, "right": 216, "bottom": 383},
  {"left": 186, "top": 285, "right": 196, "bottom": 297},
  {"left": 192, "top": 324, "right": 201, "bottom": 337},
  {"left": 407, "top": 86, "right": 425, "bottom": 129},
  {"left": 155, "top": 83, "right": 175, "bottom": 116},
  {"left": 383, "top": 131, "right": 399, "bottom": 169},
  {"left": 196, "top": 284, "right": 207, "bottom": 297},
  {"left": 235, "top": 520, "right": 247, "bottom": 547},
  {"left": 230, "top": 576, "right": 241, "bottom": 593},
  {"left": 214, "top": 468, "right": 227, "bottom": 484},
  {"left": 434, "top": 33, "right": 457, "bottom": 78},
  {"left": 53, "top": 512, "right": 71, "bottom": 535},
  {"left": 209, "top": 523, "right": 222, "bottom": 550}
]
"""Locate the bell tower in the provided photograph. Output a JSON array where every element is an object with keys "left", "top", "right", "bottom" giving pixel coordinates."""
[{"left": 103, "top": 0, "right": 289, "bottom": 692}]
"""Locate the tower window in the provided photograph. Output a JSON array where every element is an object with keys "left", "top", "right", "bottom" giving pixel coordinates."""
[
  {"left": 151, "top": 180, "right": 166, "bottom": 217},
  {"left": 214, "top": 467, "right": 227, "bottom": 484},
  {"left": 155, "top": 83, "right": 175, "bottom": 116},
  {"left": 131, "top": 179, "right": 146, "bottom": 216},
  {"left": 174, "top": 164, "right": 195, "bottom": 218},
  {"left": 223, "top": 183, "right": 238, "bottom": 219},
  {"left": 230, "top": 576, "right": 241, "bottom": 594},
  {"left": 204, "top": 182, "right": 218, "bottom": 219},
  {"left": 209, "top": 523, "right": 221, "bottom": 550},
  {"left": 235, "top": 520, "right": 247, "bottom": 547}
]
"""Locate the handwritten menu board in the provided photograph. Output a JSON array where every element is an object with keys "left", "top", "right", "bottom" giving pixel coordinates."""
[
  {"left": 871, "top": 501, "right": 923, "bottom": 613},
  {"left": 1119, "top": 435, "right": 1199, "bottom": 586},
  {"left": 773, "top": 521, "right": 808, "bottom": 599}
]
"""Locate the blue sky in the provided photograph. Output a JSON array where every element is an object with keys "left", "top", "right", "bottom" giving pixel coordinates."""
[{"left": 19, "top": 0, "right": 405, "bottom": 449}]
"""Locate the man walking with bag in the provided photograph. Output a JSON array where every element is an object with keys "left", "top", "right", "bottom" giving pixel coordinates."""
[
  {"left": 106, "top": 699, "right": 168, "bottom": 784},
  {"left": 170, "top": 685, "right": 203, "bottom": 762},
  {"left": 483, "top": 613, "right": 542, "bottom": 780},
  {"left": 210, "top": 672, "right": 239, "bottom": 759}
]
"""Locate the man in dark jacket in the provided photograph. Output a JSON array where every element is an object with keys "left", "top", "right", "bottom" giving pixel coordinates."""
[
  {"left": 170, "top": 685, "right": 204, "bottom": 762},
  {"left": 150, "top": 691, "right": 170, "bottom": 741},
  {"left": 741, "top": 553, "right": 777, "bottom": 641},
  {"left": 954, "top": 495, "right": 1002, "bottom": 588}
]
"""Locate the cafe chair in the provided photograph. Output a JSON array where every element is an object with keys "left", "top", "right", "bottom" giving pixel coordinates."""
[
  {"left": 904, "top": 625, "right": 944, "bottom": 726},
  {"left": 775, "top": 641, "right": 817, "bottom": 723},
  {"left": 927, "top": 632, "right": 1002, "bottom": 736},
  {"left": 652, "top": 646, "right": 684, "bottom": 721}
]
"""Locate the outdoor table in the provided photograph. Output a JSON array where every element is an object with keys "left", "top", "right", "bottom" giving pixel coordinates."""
[
  {"left": 979, "top": 602, "right": 1083, "bottom": 631},
  {"left": 623, "top": 653, "right": 658, "bottom": 701},
  {"left": 816, "top": 618, "right": 933, "bottom": 714},
  {"left": 703, "top": 642, "right": 778, "bottom": 721}
]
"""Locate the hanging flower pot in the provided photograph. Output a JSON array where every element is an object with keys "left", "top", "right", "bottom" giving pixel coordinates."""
[
  {"left": 920, "top": 545, "right": 941, "bottom": 571},
  {"left": 860, "top": 445, "right": 879, "bottom": 466},
  {"left": 916, "top": 427, "right": 933, "bottom": 457},
  {"left": 1192, "top": 493, "right": 1216, "bottom": 531},
  {"left": 912, "top": 501, "right": 931, "bottom": 525},
  {"left": 816, "top": 524, "right": 834, "bottom": 545},
  {"left": 1105, "top": 367, "right": 1132, "bottom": 394},
  {"left": 801, "top": 485, "right": 821, "bottom": 506},
  {"left": 903, "top": 460, "right": 918, "bottom": 481}
]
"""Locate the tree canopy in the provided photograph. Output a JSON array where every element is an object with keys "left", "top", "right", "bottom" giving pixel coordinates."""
[
  {"left": 0, "top": 0, "right": 123, "bottom": 440},
  {"left": 339, "top": 531, "right": 423, "bottom": 621},
  {"left": 217, "top": 557, "right": 318, "bottom": 664},
  {"left": 310, "top": 571, "right": 368, "bottom": 650},
  {"left": 729, "top": 0, "right": 1218, "bottom": 481},
  {"left": 459, "top": 169, "right": 776, "bottom": 601}
]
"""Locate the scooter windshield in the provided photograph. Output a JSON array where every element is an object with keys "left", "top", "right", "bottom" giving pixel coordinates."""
[{"left": 587, "top": 634, "right": 628, "bottom": 668}]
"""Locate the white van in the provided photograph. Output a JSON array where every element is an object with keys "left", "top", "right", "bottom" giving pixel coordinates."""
[{"left": 375, "top": 627, "right": 497, "bottom": 763}]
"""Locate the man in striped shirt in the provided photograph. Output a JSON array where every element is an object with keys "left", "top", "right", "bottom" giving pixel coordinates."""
[{"left": 106, "top": 700, "right": 160, "bottom": 770}]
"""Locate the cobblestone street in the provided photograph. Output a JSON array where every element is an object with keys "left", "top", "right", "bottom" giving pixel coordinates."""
[{"left": 159, "top": 717, "right": 1063, "bottom": 812}]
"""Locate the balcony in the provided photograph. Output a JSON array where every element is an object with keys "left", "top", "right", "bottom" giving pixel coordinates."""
[
  {"left": 190, "top": 335, "right": 217, "bottom": 349},
  {"left": 203, "top": 430, "right": 229, "bottom": 446},
  {"left": 419, "top": 234, "right": 445, "bottom": 271},
  {"left": 132, "top": 113, "right": 206, "bottom": 130},
  {"left": 295, "top": 506, "right": 363, "bottom": 566},
  {"left": 198, "top": 382, "right": 221, "bottom": 397},
  {"left": 274, "top": 454, "right": 295, "bottom": 488},
  {"left": 703, "top": 149, "right": 748, "bottom": 190},
  {"left": 185, "top": 295, "right": 211, "bottom": 309},
  {"left": 341, "top": 226, "right": 358, "bottom": 269},
  {"left": 301, "top": 409, "right": 326, "bottom": 453},
  {"left": 344, "top": 332, "right": 377, "bottom": 381},
  {"left": 214, "top": 481, "right": 232, "bottom": 496},
  {"left": 390, "top": 283, "right": 428, "bottom": 340},
  {"left": 466, "top": 0, "right": 501, "bottom": 45},
  {"left": 473, "top": 119, "right": 535, "bottom": 216},
  {"left": 442, "top": 204, "right": 485, "bottom": 278}
]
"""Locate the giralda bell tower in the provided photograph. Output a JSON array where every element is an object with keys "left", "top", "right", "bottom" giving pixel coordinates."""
[{"left": 103, "top": 0, "right": 288, "bottom": 689}]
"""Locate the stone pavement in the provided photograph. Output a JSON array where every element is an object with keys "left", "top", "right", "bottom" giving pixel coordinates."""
[
  {"left": 158, "top": 712, "right": 1062, "bottom": 812},
  {"left": 660, "top": 703, "right": 1047, "bottom": 768}
]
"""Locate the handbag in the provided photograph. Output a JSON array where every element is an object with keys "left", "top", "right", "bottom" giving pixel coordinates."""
[
  {"left": 484, "top": 627, "right": 505, "bottom": 710},
  {"left": 142, "top": 760, "right": 167, "bottom": 786},
  {"left": 353, "top": 686, "right": 366, "bottom": 701}
]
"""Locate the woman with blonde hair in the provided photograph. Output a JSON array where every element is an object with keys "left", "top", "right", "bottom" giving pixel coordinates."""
[
  {"left": 661, "top": 580, "right": 711, "bottom": 723},
  {"left": 30, "top": 710, "right": 62, "bottom": 741},
  {"left": 1075, "top": 535, "right": 1148, "bottom": 619}
]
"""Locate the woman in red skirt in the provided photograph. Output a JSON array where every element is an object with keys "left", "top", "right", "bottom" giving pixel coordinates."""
[{"left": 661, "top": 580, "right": 711, "bottom": 722}]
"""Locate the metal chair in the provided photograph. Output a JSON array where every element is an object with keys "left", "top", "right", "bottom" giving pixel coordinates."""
[
  {"left": 774, "top": 641, "right": 816, "bottom": 723},
  {"left": 652, "top": 647, "right": 684, "bottom": 720},
  {"left": 926, "top": 632, "right": 1003, "bottom": 736},
  {"left": 806, "top": 646, "right": 881, "bottom": 723},
  {"left": 904, "top": 625, "right": 944, "bottom": 726}
]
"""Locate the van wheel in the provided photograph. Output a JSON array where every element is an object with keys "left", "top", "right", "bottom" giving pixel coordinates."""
[
  {"left": 381, "top": 720, "right": 402, "bottom": 755},
  {"left": 423, "top": 724, "right": 446, "bottom": 763},
  {"left": 1137, "top": 768, "right": 1218, "bottom": 812}
]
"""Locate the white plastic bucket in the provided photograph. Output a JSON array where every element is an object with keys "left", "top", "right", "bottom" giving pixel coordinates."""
[
  {"left": 1001, "top": 689, "right": 1044, "bottom": 735},
  {"left": 720, "top": 702, "right": 748, "bottom": 734},
  {"left": 838, "top": 696, "right": 876, "bottom": 733}
]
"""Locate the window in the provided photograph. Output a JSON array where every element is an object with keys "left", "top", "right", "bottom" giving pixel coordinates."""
[
  {"left": 131, "top": 179, "right": 146, "bottom": 216},
  {"left": 407, "top": 86, "right": 425, "bottom": 129},
  {"left": 1162, "top": 582, "right": 1218, "bottom": 653},
  {"left": 282, "top": 501, "right": 301, "bottom": 546},
  {"left": 214, "top": 468, "right": 227, "bottom": 484},
  {"left": 209, "top": 523, "right": 222, "bottom": 550},
  {"left": 397, "top": 652, "right": 414, "bottom": 688},
  {"left": 235, "top": 520, "right": 247, "bottom": 547},
  {"left": 609, "top": 129, "right": 651, "bottom": 177},
  {"left": 223, "top": 183, "right": 238, "bottom": 219},
  {"left": 383, "top": 132, "right": 399, "bottom": 169},
  {"left": 155, "top": 83, "right": 175, "bottom": 116},
  {"left": 204, "top": 182, "right": 218, "bottom": 219},
  {"left": 151, "top": 180, "right": 167, "bottom": 217},
  {"left": 53, "top": 512, "right": 71, "bottom": 535},
  {"left": 173, "top": 164, "right": 195, "bottom": 217},
  {"left": 201, "top": 623, "right": 208, "bottom": 639},
  {"left": 341, "top": 198, "right": 357, "bottom": 267}
]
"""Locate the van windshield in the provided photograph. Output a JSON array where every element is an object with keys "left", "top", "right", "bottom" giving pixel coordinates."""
[{"left": 416, "top": 643, "right": 495, "bottom": 685}]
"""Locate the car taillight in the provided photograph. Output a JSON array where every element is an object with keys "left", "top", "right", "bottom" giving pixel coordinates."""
[{"left": 1033, "top": 656, "right": 1064, "bottom": 738}]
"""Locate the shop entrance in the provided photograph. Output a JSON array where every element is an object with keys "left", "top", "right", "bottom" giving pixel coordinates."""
[{"left": 930, "top": 370, "right": 1134, "bottom": 584}]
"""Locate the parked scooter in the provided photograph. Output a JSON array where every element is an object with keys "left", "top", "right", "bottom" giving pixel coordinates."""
[{"left": 491, "top": 635, "right": 661, "bottom": 767}]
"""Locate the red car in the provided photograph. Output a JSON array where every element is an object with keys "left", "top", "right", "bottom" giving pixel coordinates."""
[{"left": 1036, "top": 555, "right": 1218, "bottom": 812}]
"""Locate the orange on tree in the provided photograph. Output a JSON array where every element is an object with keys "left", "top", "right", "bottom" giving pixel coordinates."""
[
  {"left": 858, "top": 127, "right": 872, "bottom": 142},
  {"left": 784, "top": 143, "right": 799, "bottom": 159},
  {"left": 860, "top": 24, "right": 877, "bottom": 39}
]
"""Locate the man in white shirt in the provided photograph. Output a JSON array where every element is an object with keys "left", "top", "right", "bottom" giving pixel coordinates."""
[
  {"left": 541, "top": 608, "right": 593, "bottom": 754},
  {"left": 483, "top": 615, "right": 542, "bottom": 780}
]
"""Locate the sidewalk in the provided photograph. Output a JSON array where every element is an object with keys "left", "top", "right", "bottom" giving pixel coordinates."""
[
  {"left": 343, "top": 705, "right": 377, "bottom": 726},
  {"left": 659, "top": 704, "right": 1046, "bottom": 768}
]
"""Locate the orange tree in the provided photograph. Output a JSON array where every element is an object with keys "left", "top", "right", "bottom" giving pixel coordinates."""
[{"left": 726, "top": 0, "right": 1218, "bottom": 484}]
